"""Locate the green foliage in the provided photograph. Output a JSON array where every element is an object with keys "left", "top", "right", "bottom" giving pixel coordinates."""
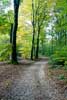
[
  {"left": 17, "top": 42, "right": 31, "bottom": 59},
  {"left": 64, "top": 61, "right": 67, "bottom": 70},
  {"left": 2, "top": 0, "right": 9, "bottom": 5},
  {"left": 0, "top": 0, "right": 67, "bottom": 62},
  {"left": 0, "top": 34, "right": 11, "bottom": 61},
  {"left": 0, "top": 43, "right": 12, "bottom": 61},
  {"left": 58, "top": 74, "right": 65, "bottom": 80},
  {"left": 50, "top": 46, "right": 67, "bottom": 67}
]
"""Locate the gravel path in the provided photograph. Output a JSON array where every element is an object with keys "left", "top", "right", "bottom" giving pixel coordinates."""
[{"left": 0, "top": 60, "right": 64, "bottom": 100}]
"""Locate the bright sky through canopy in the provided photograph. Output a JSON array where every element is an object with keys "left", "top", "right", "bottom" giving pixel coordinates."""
[{"left": 5, "top": 0, "right": 13, "bottom": 13}]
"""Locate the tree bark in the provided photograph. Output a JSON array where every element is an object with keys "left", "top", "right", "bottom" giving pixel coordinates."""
[
  {"left": 10, "top": 23, "right": 13, "bottom": 44},
  {"left": 11, "top": 0, "right": 20, "bottom": 63},
  {"left": 35, "top": 25, "right": 40, "bottom": 59},
  {"left": 31, "top": 0, "right": 36, "bottom": 60}
]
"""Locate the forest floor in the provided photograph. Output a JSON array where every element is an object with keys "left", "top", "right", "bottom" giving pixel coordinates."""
[{"left": 0, "top": 58, "right": 67, "bottom": 100}]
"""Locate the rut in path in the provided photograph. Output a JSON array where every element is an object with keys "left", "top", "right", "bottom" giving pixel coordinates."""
[{"left": 0, "top": 60, "right": 64, "bottom": 100}]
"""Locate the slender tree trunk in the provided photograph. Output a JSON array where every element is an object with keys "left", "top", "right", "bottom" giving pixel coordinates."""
[
  {"left": 35, "top": 25, "right": 40, "bottom": 59},
  {"left": 12, "top": 0, "right": 20, "bottom": 63},
  {"left": 10, "top": 23, "right": 13, "bottom": 43},
  {"left": 31, "top": 0, "right": 35, "bottom": 60},
  {"left": 35, "top": 0, "right": 45, "bottom": 59},
  {"left": 41, "top": 39, "right": 44, "bottom": 55}
]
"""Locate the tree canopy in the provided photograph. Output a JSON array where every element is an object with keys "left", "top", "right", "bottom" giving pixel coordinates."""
[{"left": 0, "top": 0, "right": 67, "bottom": 65}]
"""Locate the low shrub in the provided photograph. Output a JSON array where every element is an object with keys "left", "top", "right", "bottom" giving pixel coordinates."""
[
  {"left": 0, "top": 43, "right": 12, "bottom": 61},
  {"left": 50, "top": 46, "right": 67, "bottom": 68}
]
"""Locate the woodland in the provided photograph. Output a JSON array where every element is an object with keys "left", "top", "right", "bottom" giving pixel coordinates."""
[
  {"left": 0, "top": 0, "right": 67, "bottom": 99},
  {"left": 0, "top": 0, "right": 67, "bottom": 64}
]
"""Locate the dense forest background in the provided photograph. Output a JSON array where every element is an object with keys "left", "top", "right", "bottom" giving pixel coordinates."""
[{"left": 0, "top": 0, "right": 67, "bottom": 66}]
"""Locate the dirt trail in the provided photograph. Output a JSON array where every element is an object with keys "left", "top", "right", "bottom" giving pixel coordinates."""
[{"left": 0, "top": 60, "right": 65, "bottom": 100}]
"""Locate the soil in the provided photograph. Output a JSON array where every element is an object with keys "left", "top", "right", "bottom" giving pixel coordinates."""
[{"left": 0, "top": 59, "right": 67, "bottom": 100}]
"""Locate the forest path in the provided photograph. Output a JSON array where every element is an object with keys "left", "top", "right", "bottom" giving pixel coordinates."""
[{"left": 0, "top": 59, "right": 64, "bottom": 100}]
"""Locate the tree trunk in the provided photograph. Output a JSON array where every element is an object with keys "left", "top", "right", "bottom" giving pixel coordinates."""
[
  {"left": 10, "top": 23, "right": 13, "bottom": 44},
  {"left": 31, "top": 0, "right": 35, "bottom": 60},
  {"left": 41, "top": 39, "right": 45, "bottom": 55},
  {"left": 12, "top": 0, "right": 20, "bottom": 63},
  {"left": 35, "top": 26, "right": 40, "bottom": 59}
]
